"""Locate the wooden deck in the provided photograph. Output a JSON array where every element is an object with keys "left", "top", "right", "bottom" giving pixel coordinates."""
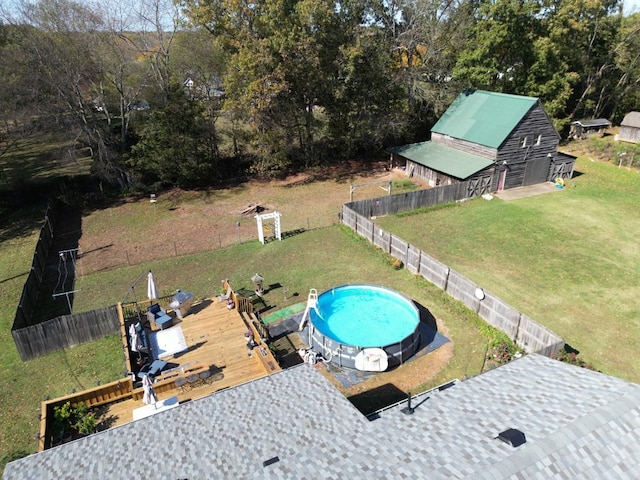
[{"left": 100, "top": 296, "right": 280, "bottom": 429}]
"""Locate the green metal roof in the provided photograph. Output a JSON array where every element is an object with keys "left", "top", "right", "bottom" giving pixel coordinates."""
[
  {"left": 432, "top": 90, "right": 538, "bottom": 148},
  {"left": 389, "top": 141, "right": 494, "bottom": 179}
]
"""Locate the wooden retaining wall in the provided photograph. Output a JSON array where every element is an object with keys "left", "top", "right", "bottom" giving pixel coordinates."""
[
  {"left": 39, "top": 377, "right": 134, "bottom": 451},
  {"left": 342, "top": 203, "right": 564, "bottom": 357}
]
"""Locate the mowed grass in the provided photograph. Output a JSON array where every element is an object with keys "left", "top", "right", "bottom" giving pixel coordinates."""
[
  {"left": 0, "top": 221, "right": 489, "bottom": 471},
  {"left": 376, "top": 157, "right": 640, "bottom": 382}
]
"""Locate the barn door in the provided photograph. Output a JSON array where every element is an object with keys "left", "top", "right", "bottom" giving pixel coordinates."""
[
  {"left": 523, "top": 157, "right": 551, "bottom": 186},
  {"left": 551, "top": 162, "right": 569, "bottom": 181},
  {"left": 497, "top": 169, "right": 507, "bottom": 191},
  {"left": 467, "top": 176, "right": 492, "bottom": 197}
]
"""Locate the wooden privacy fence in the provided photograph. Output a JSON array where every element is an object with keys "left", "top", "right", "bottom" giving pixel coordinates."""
[
  {"left": 13, "top": 201, "right": 58, "bottom": 329},
  {"left": 342, "top": 189, "right": 564, "bottom": 357},
  {"left": 344, "top": 181, "right": 471, "bottom": 218},
  {"left": 12, "top": 305, "right": 120, "bottom": 361}
]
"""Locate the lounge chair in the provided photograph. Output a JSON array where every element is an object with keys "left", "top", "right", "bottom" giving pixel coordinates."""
[{"left": 137, "top": 359, "right": 167, "bottom": 379}]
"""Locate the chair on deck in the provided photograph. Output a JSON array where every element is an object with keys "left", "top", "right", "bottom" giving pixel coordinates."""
[
  {"left": 175, "top": 377, "right": 188, "bottom": 393},
  {"left": 147, "top": 303, "right": 173, "bottom": 330},
  {"left": 199, "top": 369, "right": 212, "bottom": 385}
]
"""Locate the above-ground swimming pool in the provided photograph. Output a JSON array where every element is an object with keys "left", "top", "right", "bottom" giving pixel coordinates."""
[{"left": 308, "top": 284, "right": 421, "bottom": 369}]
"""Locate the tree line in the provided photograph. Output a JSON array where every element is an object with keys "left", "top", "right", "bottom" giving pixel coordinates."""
[{"left": 1, "top": 0, "right": 639, "bottom": 191}]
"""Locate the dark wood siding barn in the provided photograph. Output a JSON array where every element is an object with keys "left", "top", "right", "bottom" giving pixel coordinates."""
[
  {"left": 569, "top": 119, "right": 612, "bottom": 139},
  {"left": 389, "top": 90, "right": 574, "bottom": 194},
  {"left": 494, "top": 103, "right": 560, "bottom": 190}
]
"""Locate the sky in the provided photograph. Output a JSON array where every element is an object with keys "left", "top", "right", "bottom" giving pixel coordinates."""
[{"left": 626, "top": 0, "right": 640, "bottom": 14}]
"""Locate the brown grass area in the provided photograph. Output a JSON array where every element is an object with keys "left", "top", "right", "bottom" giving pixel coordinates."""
[{"left": 77, "top": 161, "right": 420, "bottom": 274}]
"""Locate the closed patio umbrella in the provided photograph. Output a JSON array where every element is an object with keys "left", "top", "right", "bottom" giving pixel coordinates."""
[
  {"left": 142, "top": 374, "right": 158, "bottom": 405},
  {"left": 147, "top": 271, "right": 158, "bottom": 300}
]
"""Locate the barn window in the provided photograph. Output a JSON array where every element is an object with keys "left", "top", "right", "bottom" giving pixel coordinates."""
[
  {"left": 520, "top": 136, "right": 528, "bottom": 148},
  {"left": 536, "top": 134, "right": 542, "bottom": 145}
]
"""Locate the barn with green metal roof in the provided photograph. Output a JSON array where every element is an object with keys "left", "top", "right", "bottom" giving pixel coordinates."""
[{"left": 389, "top": 89, "right": 576, "bottom": 195}]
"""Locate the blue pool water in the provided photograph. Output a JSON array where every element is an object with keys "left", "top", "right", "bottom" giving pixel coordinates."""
[{"left": 310, "top": 284, "right": 420, "bottom": 347}]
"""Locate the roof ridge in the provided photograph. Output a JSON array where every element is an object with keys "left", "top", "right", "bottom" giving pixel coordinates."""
[{"left": 477, "top": 89, "right": 538, "bottom": 101}]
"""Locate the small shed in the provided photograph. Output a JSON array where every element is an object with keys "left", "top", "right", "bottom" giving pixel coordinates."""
[
  {"left": 569, "top": 119, "right": 611, "bottom": 139},
  {"left": 618, "top": 112, "right": 640, "bottom": 144}
]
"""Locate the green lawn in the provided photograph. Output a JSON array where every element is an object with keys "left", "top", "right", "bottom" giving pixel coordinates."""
[
  {"left": 0, "top": 206, "right": 124, "bottom": 469},
  {"left": 376, "top": 157, "right": 640, "bottom": 382}
]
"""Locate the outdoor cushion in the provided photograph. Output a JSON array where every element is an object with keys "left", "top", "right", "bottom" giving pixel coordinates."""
[
  {"left": 147, "top": 303, "right": 162, "bottom": 315},
  {"left": 147, "top": 303, "right": 170, "bottom": 326},
  {"left": 154, "top": 313, "right": 173, "bottom": 329}
]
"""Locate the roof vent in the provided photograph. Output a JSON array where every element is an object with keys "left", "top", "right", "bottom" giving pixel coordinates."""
[
  {"left": 263, "top": 456, "right": 280, "bottom": 467},
  {"left": 497, "top": 428, "right": 526, "bottom": 447},
  {"left": 401, "top": 391, "right": 415, "bottom": 415}
]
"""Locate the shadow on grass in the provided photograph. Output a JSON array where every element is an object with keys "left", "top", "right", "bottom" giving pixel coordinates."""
[
  {"left": 563, "top": 343, "right": 580, "bottom": 355},
  {"left": 281, "top": 228, "right": 305, "bottom": 240}
]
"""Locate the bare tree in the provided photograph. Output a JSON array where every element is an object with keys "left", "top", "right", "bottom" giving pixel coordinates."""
[{"left": 130, "top": 0, "right": 184, "bottom": 101}]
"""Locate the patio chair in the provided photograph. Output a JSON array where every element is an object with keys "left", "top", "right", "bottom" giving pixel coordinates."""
[
  {"left": 138, "top": 359, "right": 168, "bottom": 379},
  {"left": 199, "top": 369, "right": 212, "bottom": 385},
  {"left": 147, "top": 303, "right": 173, "bottom": 330},
  {"left": 175, "top": 377, "right": 188, "bottom": 393}
]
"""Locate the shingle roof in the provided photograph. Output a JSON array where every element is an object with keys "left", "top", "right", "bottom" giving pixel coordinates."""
[
  {"left": 388, "top": 141, "right": 494, "bottom": 179},
  {"left": 431, "top": 89, "right": 538, "bottom": 148},
  {"left": 6, "top": 354, "right": 640, "bottom": 479}
]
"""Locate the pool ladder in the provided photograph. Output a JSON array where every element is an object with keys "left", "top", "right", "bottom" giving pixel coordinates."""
[{"left": 298, "top": 289, "right": 318, "bottom": 332}]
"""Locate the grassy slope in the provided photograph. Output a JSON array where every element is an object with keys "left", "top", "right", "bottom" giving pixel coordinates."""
[{"left": 377, "top": 157, "right": 640, "bottom": 382}]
